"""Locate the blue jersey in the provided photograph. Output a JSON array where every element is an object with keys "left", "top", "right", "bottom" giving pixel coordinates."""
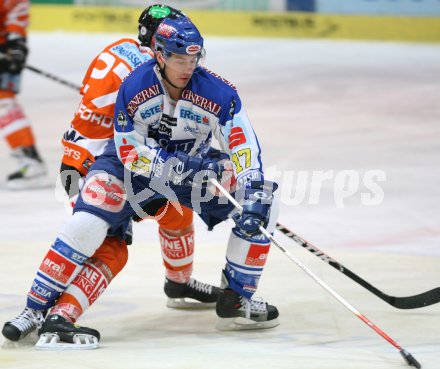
[{"left": 114, "top": 59, "right": 264, "bottom": 186}]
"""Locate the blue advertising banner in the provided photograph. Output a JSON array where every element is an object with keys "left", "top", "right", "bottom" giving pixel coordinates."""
[
  {"left": 287, "top": 0, "right": 316, "bottom": 11},
  {"left": 317, "top": 0, "right": 440, "bottom": 16}
]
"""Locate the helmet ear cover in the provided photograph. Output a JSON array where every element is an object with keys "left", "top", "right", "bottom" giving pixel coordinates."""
[{"left": 137, "top": 4, "right": 185, "bottom": 47}]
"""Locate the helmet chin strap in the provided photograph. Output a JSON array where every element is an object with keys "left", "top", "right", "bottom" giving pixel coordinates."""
[{"left": 159, "top": 63, "right": 181, "bottom": 90}]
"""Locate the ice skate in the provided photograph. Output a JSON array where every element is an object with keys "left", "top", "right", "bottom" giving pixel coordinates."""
[
  {"left": 164, "top": 278, "right": 221, "bottom": 309},
  {"left": 36, "top": 314, "right": 100, "bottom": 350},
  {"left": 7, "top": 146, "right": 50, "bottom": 190},
  {"left": 215, "top": 272, "right": 279, "bottom": 331},
  {"left": 2, "top": 307, "right": 46, "bottom": 342}
]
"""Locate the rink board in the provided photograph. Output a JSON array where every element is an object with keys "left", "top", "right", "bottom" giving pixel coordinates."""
[{"left": 29, "top": 5, "right": 440, "bottom": 42}]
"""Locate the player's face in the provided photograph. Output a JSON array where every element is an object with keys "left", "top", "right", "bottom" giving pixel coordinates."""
[{"left": 160, "top": 52, "right": 199, "bottom": 88}]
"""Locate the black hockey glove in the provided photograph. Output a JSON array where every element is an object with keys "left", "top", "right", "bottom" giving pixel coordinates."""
[
  {"left": 173, "top": 151, "right": 223, "bottom": 187},
  {"left": 203, "top": 147, "right": 229, "bottom": 162},
  {"left": 0, "top": 38, "right": 28, "bottom": 74},
  {"left": 233, "top": 178, "right": 278, "bottom": 236}
]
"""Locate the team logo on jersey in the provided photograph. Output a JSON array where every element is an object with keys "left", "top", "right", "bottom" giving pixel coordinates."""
[
  {"left": 186, "top": 45, "right": 201, "bottom": 55},
  {"left": 117, "top": 111, "right": 128, "bottom": 130},
  {"left": 229, "top": 99, "right": 236, "bottom": 117}
]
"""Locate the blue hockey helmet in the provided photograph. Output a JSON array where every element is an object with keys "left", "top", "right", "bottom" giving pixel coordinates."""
[
  {"left": 138, "top": 4, "right": 186, "bottom": 47},
  {"left": 154, "top": 17, "right": 204, "bottom": 58}
]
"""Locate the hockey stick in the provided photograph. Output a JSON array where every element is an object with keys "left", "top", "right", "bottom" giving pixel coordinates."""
[
  {"left": 209, "top": 178, "right": 421, "bottom": 369},
  {"left": 275, "top": 223, "right": 440, "bottom": 309},
  {"left": 25, "top": 65, "right": 81, "bottom": 91}
]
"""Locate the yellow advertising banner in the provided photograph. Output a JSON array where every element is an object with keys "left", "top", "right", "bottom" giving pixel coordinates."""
[{"left": 30, "top": 5, "right": 440, "bottom": 43}]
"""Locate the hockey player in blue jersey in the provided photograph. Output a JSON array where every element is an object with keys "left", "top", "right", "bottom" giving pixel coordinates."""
[
  {"left": 89, "top": 16, "right": 280, "bottom": 331},
  {"left": 2, "top": 16, "right": 280, "bottom": 347}
]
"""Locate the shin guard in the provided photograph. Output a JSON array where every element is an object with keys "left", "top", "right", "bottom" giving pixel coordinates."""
[
  {"left": 157, "top": 203, "right": 194, "bottom": 284},
  {"left": 27, "top": 212, "right": 109, "bottom": 311},
  {"left": 27, "top": 238, "right": 90, "bottom": 311},
  {"left": 224, "top": 228, "right": 271, "bottom": 299},
  {"left": 49, "top": 237, "right": 128, "bottom": 322},
  {"left": 159, "top": 226, "right": 194, "bottom": 284}
]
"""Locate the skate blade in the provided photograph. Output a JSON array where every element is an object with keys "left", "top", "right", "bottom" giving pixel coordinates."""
[
  {"left": 216, "top": 317, "right": 280, "bottom": 331},
  {"left": 35, "top": 333, "right": 99, "bottom": 350},
  {"left": 166, "top": 297, "right": 216, "bottom": 310}
]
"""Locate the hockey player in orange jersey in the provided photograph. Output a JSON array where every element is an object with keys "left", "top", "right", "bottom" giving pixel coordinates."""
[
  {"left": 57, "top": 4, "right": 221, "bottom": 318},
  {"left": 0, "top": 0, "right": 49, "bottom": 189},
  {"left": 2, "top": 5, "right": 222, "bottom": 348}
]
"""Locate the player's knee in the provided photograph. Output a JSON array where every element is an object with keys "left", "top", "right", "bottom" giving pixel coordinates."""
[
  {"left": 91, "top": 236, "right": 128, "bottom": 277},
  {"left": 58, "top": 211, "right": 110, "bottom": 257},
  {"left": 157, "top": 203, "right": 193, "bottom": 231}
]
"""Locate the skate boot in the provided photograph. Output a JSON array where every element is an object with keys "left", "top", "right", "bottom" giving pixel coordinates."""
[
  {"left": 7, "top": 146, "right": 50, "bottom": 190},
  {"left": 164, "top": 278, "right": 221, "bottom": 309},
  {"left": 2, "top": 307, "right": 46, "bottom": 341},
  {"left": 216, "top": 273, "right": 279, "bottom": 331},
  {"left": 36, "top": 314, "right": 100, "bottom": 350}
]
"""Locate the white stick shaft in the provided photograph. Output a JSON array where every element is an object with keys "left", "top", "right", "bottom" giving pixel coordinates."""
[
  {"left": 211, "top": 178, "right": 243, "bottom": 211},
  {"left": 209, "top": 178, "right": 404, "bottom": 351}
]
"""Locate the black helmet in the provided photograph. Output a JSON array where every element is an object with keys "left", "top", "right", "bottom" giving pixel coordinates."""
[{"left": 138, "top": 4, "right": 186, "bottom": 47}]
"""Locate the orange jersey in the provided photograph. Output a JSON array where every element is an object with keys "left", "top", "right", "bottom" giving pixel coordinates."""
[
  {"left": 62, "top": 38, "right": 154, "bottom": 173},
  {"left": 71, "top": 38, "right": 154, "bottom": 140},
  {"left": 0, "top": 0, "right": 29, "bottom": 43}
]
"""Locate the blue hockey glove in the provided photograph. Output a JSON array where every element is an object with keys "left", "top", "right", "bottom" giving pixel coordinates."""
[
  {"left": 174, "top": 151, "right": 223, "bottom": 187},
  {"left": 0, "top": 38, "right": 28, "bottom": 74},
  {"left": 233, "top": 179, "right": 278, "bottom": 236}
]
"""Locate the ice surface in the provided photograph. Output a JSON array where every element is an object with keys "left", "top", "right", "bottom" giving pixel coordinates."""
[{"left": 0, "top": 32, "right": 439, "bottom": 368}]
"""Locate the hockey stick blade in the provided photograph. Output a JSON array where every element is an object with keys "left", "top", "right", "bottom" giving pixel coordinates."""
[
  {"left": 276, "top": 223, "right": 440, "bottom": 309},
  {"left": 400, "top": 349, "right": 422, "bottom": 369}
]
